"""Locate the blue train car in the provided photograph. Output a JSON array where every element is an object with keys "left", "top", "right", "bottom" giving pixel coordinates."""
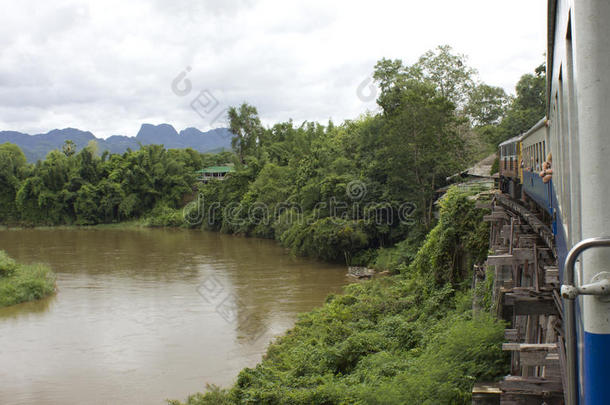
[
  {"left": 548, "top": 1, "right": 610, "bottom": 403},
  {"left": 500, "top": 2, "right": 610, "bottom": 403}
]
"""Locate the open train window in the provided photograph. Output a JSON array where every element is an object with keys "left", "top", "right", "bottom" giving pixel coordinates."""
[{"left": 543, "top": 141, "right": 546, "bottom": 162}]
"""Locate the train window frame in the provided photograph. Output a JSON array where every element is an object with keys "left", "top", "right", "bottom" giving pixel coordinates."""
[{"left": 543, "top": 140, "right": 546, "bottom": 163}]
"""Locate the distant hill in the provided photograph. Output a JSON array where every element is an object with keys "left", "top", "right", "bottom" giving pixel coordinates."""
[{"left": 0, "top": 124, "right": 233, "bottom": 162}]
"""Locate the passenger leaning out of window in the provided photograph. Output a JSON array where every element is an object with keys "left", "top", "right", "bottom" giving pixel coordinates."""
[{"left": 539, "top": 153, "right": 553, "bottom": 183}]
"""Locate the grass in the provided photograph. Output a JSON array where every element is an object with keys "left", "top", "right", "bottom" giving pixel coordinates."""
[{"left": 0, "top": 250, "right": 56, "bottom": 307}]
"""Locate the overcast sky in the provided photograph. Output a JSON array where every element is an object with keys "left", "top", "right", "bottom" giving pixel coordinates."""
[{"left": 0, "top": 0, "right": 546, "bottom": 138}]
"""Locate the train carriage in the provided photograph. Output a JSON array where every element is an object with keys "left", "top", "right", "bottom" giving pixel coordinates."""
[
  {"left": 520, "top": 118, "right": 551, "bottom": 214},
  {"left": 497, "top": 1, "right": 610, "bottom": 403},
  {"left": 498, "top": 135, "right": 522, "bottom": 199}
]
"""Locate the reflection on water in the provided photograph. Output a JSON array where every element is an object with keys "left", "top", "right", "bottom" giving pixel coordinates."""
[{"left": 0, "top": 228, "right": 348, "bottom": 405}]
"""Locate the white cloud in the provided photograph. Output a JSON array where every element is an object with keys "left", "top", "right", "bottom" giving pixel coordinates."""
[{"left": 0, "top": 0, "right": 546, "bottom": 138}]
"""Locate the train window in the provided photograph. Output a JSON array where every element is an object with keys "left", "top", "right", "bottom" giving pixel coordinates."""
[{"left": 543, "top": 141, "right": 546, "bottom": 162}]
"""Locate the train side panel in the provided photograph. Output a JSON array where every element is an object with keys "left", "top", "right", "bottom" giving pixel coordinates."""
[
  {"left": 571, "top": 1, "right": 610, "bottom": 403},
  {"left": 549, "top": 0, "right": 610, "bottom": 403},
  {"left": 521, "top": 120, "right": 552, "bottom": 213}
]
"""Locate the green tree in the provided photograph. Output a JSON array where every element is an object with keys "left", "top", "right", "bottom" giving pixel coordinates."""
[
  {"left": 228, "top": 103, "right": 264, "bottom": 163},
  {"left": 0, "top": 143, "right": 28, "bottom": 221},
  {"left": 465, "top": 84, "right": 509, "bottom": 127},
  {"left": 62, "top": 140, "right": 76, "bottom": 157},
  {"left": 410, "top": 45, "right": 477, "bottom": 110}
]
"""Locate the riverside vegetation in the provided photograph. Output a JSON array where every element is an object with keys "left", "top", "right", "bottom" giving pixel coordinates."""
[
  {"left": 169, "top": 187, "right": 507, "bottom": 404},
  {"left": 0, "top": 250, "right": 56, "bottom": 307},
  {"left": 0, "top": 46, "right": 546, "bottom": 402}
]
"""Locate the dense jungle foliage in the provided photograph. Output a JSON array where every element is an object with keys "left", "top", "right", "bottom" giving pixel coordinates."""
[
  {"left": 0, "top": 140, "right": 234, "bottom": 226},
  {"left": 0, "top": 250, "right": 56, "bottom": 307},
  {"left": 169, "top": 188, "right": 508, "bottom": 405},
  {"left": 183, "top": 47, "right": 545, "bottom": 265}
]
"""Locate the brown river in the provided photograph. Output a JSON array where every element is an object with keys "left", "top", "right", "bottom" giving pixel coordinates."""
[{"left": 0, "top": 228, "right": 349, "bottom": 405}]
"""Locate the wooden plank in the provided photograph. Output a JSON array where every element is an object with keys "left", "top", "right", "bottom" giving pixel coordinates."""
[
  {"left": 473, "top": 382, "right": 502, "bottom": 394},
  {"left": 544, "top": 266, "right": 559, "bottom": 285},
  {"left": 504, "top": 328, "right": 519, "bottom": 342},
  {"left": 520, "top": 351, "right": 560, "bottom": 366},
  {"left": 511, "top": 248, "right": 536, "bottom": 262},
  {"left": 502, "top": 343, "right": 557, "bottom": 352},
  {"left": 472, "top": 382, "right": 501, "bottom": 405},
  {"left": 517, "top": 236, "right": 538, "bottom": 248},
  {"left": 487, "top": 250, "right": 535, "bottom": 266},
  {"left": 500, "top": 393, "right": 564, "bottom": 405},
  {"left": 484, "top": 213, "right": 508, "bottom": 222},
  {"left": 500, "top": 376, "right": 563, "bottom": 395},
  {"left": 487, "top": 255, "right": 515, "bottom": 266}
]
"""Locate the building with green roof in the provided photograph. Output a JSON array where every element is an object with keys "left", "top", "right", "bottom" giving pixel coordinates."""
[{"left": 196, "top": 164, "right": 235, "bottom": 182}]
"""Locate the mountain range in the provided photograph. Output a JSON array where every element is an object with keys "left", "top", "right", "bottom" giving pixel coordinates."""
[{"left": 0, "top": 124, "right": 233, "bottom": 162}]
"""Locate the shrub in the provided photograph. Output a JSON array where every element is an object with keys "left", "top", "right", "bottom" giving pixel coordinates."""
[
  {"left": 144, "top": 203, "right": 184, "bottom": 227},
  {"left": 0, "top": 251, "right": 56, "bottom": 307},
  {"left": 0, "top": 250, "right": 17, "bottom": 277}
]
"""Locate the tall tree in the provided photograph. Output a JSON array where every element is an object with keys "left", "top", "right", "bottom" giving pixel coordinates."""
[
  {"left": 465, "top": 84, "right": 509, "bottom": 127},
  {"left": 410, "top": 45, "right": 477, "bottom": 110},
  {"left": 228, "top": 103, "right": 264, "bottom": 163},
  {"left": 0, "top": 143, "right": 27, "bottom": 220}
]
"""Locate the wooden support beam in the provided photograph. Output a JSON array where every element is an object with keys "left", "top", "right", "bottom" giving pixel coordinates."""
[
  {"left": 487, "top": 255, "right": 515, "bottom": 266},
  {"left": 544, "top": 266, "right": 559, "bottom": 285},
  {"left": 511, "top": 248, "right": 536, "bottom": 262},
  {"left": 484, "top": 214, "right": 508, "bottom": 222},
  {"left": 500, "top": 393, "right": 564, "bottom": 405},
  {"left": 502, "top": 343, "right": 557, "bottom": 352},
  {"left": 501, "top": 285, "right": 557, "bottom": 317},
  {"left": 472, "top": 382, "right": 501, "bottom": 405},
  {"left": 520, "top": 351, "right": 560, "bottom": 367},
  {"left": 504, "top": 328, "right": 519, "bottom": 342},
  {"left": 500, "top": 376, "right": 563, "bottom": 395}
]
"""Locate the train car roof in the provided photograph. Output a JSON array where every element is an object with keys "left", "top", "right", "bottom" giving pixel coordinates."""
[
  {"left": 498, "top": 134, "right": 523, "bottom": 147},
  {"left": 498, "top": 117, "right": 547, "bottom": 147},
  {"left": 520, "top": 117, "right": 547, "bottom": 140}
]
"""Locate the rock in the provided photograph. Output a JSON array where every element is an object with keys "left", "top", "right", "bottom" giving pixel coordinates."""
[{"left": 347, "top": 266, "right": 375, "bottom": 279}]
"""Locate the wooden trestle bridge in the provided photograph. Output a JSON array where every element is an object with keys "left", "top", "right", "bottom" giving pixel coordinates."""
[{"left": 472, "top": 192, "right": 565, "bottom": 405}]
